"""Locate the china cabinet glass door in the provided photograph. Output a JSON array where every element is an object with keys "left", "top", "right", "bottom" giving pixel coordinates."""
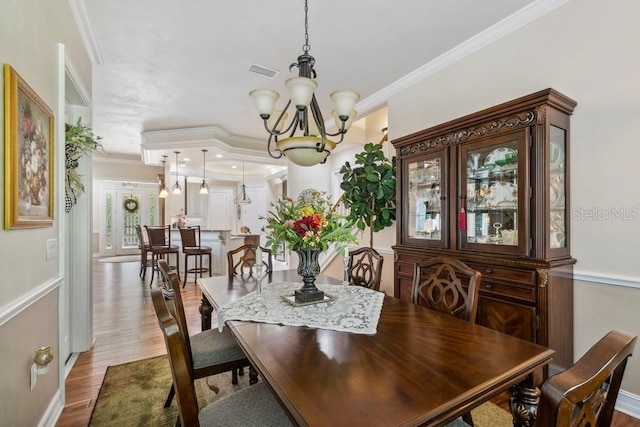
[
  {"left": 549, "top": 125, "right": 567, "bottom": 251},
  {"left": 404, "top": 150, "right": 447, "bottom": 246},
  {"left": 460, "top": 131, "right": 529, "bottom": 254}
]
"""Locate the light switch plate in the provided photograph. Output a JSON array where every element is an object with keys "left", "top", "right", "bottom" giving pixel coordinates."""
[{"left": 46, "top": 238, "right": 58, "bottom": 259}]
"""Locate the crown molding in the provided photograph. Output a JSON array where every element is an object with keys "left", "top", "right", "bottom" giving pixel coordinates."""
[
  {"left": 356, "top": 0, "right": 572, "bottom": 118},
  {"left": 139, "top": 125, "right": 284, "bottom": 165},
  {"left": 68, "top": 0, "right": 105, "bottom": 65}
]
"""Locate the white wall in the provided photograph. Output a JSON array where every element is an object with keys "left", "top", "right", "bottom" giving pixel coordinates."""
[{"left": 388, "top": 0, "right": 640, "bottom": 399}]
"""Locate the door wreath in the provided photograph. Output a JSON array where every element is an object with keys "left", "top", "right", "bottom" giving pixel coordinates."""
[{"left": 123, "top": 198, "right": 139, "bottom": 214}]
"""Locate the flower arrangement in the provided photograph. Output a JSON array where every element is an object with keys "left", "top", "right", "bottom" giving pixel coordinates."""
[
  {"left": 263, "top": 189, "right": 357, "bottom": 255},
  {"left": 20, "top": 102, "right": 49, "bottom": 207}
]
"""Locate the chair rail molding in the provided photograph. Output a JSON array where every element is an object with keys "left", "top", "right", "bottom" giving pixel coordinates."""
[
  {"left": 573, "top": 270, "right": 640, "bottom": 290},
  {"left": 0, "top": 276, "right": 63, "bottom": 327}
]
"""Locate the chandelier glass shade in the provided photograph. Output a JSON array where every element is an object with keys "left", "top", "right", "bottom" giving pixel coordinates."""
[
  {"left": 172, "top": 151, "right": 182, "bottom": 195},
  {"left": 158, "top": 155, "right": 169, "bottom": 198},
  {"left": 234, "top": 163, "right": 251, "bottom": 205},
  {"left": 249, "top": 0, "right": 359, "bottom": 167},
  {"left": 199, "top": 149, "right": 209, "bottom": 194}
]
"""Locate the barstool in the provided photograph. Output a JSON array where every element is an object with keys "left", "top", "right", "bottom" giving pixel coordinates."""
[
  {"left": 135, "top": 224, "right": 152, "bottom": 280},
  {"left": 145, "top": 225, "right": 180, "bottom": 287},
  {"left": 179, "top": 225, "right": 212, "bottom": 287}
]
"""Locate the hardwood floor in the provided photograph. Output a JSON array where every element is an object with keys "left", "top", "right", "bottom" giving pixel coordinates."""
[
  {"left": 56, "top": 259, "right": 640, "bottom": 426},
  {"left": 56, "top": 260, "right": 204, "bottom": 426}
]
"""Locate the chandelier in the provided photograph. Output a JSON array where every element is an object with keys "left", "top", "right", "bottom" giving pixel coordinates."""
[
  {"left": 172, "top": 151, "right": 182, "bottom": 195},
  {"left": 199, "top": 149, "right": 209, "bottom": 194},
  {"left": 158, "top": 155, "right": 169, "bottom": 198},
  {"left": 234, "top": 163, "right": 251, "bottom": 205},
  {"left": 249, "top": 0, "right": 359, "bottom": 167}
]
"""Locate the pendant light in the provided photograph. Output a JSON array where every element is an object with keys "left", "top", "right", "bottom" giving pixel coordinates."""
[
  {"left": 158, "top": 155, "right": 169, "bottom": 198},
  {"left": 249, "top": 0, "right": 359, "bottom": 166},
  {"left": 234, "top": 163, "right": 251, "bottom": 205},
  {"left": 199, "top": 149, "right": 209, "bottom": 194},
  {"left": 172, "top": 151, "right": 182, "bottom": 195}
]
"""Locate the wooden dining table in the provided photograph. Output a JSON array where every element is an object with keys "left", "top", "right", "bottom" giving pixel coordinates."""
[{"left": 197, "top": 270, "right": 554, "bottom": 427}]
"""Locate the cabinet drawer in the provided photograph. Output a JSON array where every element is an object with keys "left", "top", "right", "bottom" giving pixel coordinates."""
[
  {"left": 479, "top": 280, "right": 535, "bottom": 303},
  {"left": 466, "top": 263, "right": 535, "bottom": 285}
]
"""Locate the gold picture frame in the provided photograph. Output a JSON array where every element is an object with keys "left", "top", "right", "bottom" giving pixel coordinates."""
[{"left": 4, "top": 64, "right": 54, "bottom": 229}]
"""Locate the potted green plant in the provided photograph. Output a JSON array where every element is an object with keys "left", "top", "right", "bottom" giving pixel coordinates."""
[
  {"left": 65, "top": 118, "right": 102, "bottom": 212},
  {"left": 339, "top": 142, "right": 396, "bottom": 247}
]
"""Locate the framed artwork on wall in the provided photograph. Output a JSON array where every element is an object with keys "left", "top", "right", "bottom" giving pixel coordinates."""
[{"left": 4, "top": 64, "right": 54, "bottom": 229}]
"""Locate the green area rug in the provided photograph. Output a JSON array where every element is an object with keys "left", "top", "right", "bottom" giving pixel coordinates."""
[{"left": 89, "top": 355, "right": 513, "bottom": 426}]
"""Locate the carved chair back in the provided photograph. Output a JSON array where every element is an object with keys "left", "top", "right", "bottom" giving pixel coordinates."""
[
  {"left": 536, "top": 330, "right": 636, "bottom": 427},
  {"left": 411, "top": 256, "right": 481, "bottom": 323},
  {"left": 348, "top": 247, "right": 384, "bottom": 291}
]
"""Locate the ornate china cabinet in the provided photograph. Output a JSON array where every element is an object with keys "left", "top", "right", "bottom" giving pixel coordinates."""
[{"left": 392, "top": 89, "right": 576, "bottom": 372}]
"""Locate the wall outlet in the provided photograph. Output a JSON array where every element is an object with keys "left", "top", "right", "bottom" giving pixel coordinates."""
[
  {"left": 30, "top": 363, "right": 37, "bottom": 391},
  {"left": 46, "top": 238, "right": 58, "bottom": 259}
]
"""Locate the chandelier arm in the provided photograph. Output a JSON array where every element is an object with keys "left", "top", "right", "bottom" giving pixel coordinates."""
[
  {"left": 261, "top": 100, "right": 298, "bottom": 137},
  {"left": 309, "top": 96, "right": 327, "bottom": 153},
  {"left": 267, "top": 133, "right": 284, "bottom": 159},
  {"left": 328, "top": 132, "right": 346, "bottom": 144},
  {"left": 289, "top": 111, "right": 302, "bottom": 138},
  {"left": 325, "top": 125, "right": 347, "bottom": 137}
]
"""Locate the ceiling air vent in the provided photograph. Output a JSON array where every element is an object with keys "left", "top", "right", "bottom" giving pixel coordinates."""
[{"left": 248, "top": 63, "right": 279, "bottom": 79}]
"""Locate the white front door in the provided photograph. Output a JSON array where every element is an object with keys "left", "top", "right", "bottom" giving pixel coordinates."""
[{"left": 98, "top": 185, "right": 159, "bottom": 257}]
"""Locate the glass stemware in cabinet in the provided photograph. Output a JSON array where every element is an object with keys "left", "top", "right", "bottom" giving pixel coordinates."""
[
  {"left": 408, "top": 158, "right": 442, "bottom": 241},
  {"left": 464, "top": 141, "right": 519, "bottom": 247}
]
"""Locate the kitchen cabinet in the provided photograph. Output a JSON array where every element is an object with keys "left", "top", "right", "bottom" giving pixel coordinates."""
[{"left": 392, "top": 89, "right": 576, "bottom": 372}]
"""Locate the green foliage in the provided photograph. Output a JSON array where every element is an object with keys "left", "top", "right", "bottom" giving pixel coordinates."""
[
  {"left": 339, "top": 143, "right": 396, "bottom": 247},
  {"left": 65, "top": 118, "right": 102, "bottom": 197}
]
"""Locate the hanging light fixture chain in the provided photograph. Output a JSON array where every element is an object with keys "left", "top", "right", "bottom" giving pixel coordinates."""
[{"left": 302, "top": 0, "right": 310, "bottom": 54}]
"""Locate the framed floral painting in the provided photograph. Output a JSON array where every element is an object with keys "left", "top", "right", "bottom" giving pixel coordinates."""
[{"left": 4, "top": 64, "right": 54, "bottom": 229}]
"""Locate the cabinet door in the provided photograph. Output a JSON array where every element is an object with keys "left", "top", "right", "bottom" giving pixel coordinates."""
[
  {"left": 240, "top": 186, "right": 266, "bottom": 235},
  {"left": 209, "top": 190, "right": 231, "bottom": 230},
  {"left": 402, "top": 149, "right": 448, "bottom": 247},
  {"left": 548, "top": 124, "right": 568, "bottom": 257},
  {"left": 187, "top": 184, "right": 208, "bottom": 217},
  {"left": 459, "top": 130, "right": 529, "bottom": 255},
  {"left": 476, "top": 296, "right": 536, "bottom": 342}
]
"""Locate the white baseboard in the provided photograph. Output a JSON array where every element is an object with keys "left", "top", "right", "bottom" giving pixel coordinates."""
[
  {"left": 616, "top": 390, "right": 640, "bottom": 419},
  {"left": 40, "top": 389, "right": 64, "bottom": 427}
]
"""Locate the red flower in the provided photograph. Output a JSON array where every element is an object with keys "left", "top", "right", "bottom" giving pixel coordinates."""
[{"left": 293, "top": 215, "right": 322, "bottom": 238}]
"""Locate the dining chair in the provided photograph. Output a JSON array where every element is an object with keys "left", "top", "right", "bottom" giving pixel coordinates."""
[
  {"left": 150, "top": 287, "right": 293, "bottom": 427},
  {"left": 144, "top": 225, "right": 180, "bottom": 287},
  {"left": 135, "top": 224, "right": 151, "bottom": 280},
  {"left": 179, "top": 225, "right": 212, "bottom": 287},
  {"left": 227, "top": 244, "right": 273, "bottom": 278},
  {"left": 347, "top": 247, "right": 383, "bottom": 291},
  {"left": 411, "top": 256, "right": 481, "bottom": 323},
  {"left": 156, "top": 259, "right": 256, "bottom": 409},
  {"left": 448, "top": 330, "right": 636, "bottom": 427},
  {"left": 412, "top": 256, "right": 481, "bottom": 425}
]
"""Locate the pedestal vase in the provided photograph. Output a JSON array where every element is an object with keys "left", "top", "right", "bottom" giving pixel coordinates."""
[{"left": 293, "top": 247, "right": 324, "bottom": 303}]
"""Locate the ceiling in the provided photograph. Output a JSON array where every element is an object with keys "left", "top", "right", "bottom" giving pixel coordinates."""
[{"left": 76, "top": 0, "right": 537, "bottom": 178}]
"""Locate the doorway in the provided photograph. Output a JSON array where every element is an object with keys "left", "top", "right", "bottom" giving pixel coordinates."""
[{"left": 97, "top": 184, "right": 159, "bottom": 257}]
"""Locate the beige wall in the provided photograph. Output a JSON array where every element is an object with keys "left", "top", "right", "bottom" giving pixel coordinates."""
[
  {"left": 0, "top": 0, "right": 91, "bottom": 423},
  {"left": 388, "top": 0, "right": 640, "bottom": 396},
  {"left": 0, "top": 292, "right": 60, "bottom": 426}
]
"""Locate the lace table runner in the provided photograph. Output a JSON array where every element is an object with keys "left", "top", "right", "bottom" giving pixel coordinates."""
[{"left": 217, "top": 282, "right": 385, "bottom": 335}]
